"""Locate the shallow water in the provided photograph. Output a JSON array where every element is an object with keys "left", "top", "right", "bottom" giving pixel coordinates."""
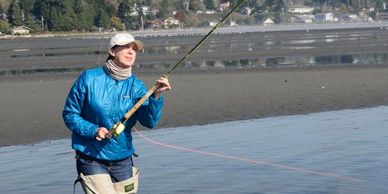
[
  {"left": 1, "top": 106, "right": 388, "bottom": 194},
  {"left": 2, "top": 28, "right": 388, "bottom": 76}
]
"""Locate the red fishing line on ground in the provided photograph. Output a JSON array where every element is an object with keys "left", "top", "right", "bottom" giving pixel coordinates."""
[{"left": 133, "top": 127, "right": 362, "bottom": 182}]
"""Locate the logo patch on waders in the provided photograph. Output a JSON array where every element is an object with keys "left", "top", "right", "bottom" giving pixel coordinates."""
[
  {"left": 125, "top": 183, "right": 134, "bottom": 192},
  {"left": 114, "top": 167, "right": 139, "bottom": 194}
]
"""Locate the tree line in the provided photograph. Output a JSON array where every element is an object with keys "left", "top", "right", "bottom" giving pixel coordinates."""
[{"left": 0, "top": 0, "right": 385, "bottom": 34}]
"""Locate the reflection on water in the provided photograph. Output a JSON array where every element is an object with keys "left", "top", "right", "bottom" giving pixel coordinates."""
[
  {"left": 1, "top": 29, "right": 388, "bottom": 75},
  {"left": 1, "top": 106, "right": 388, "bottom": 194},
  {"left": 133, "top": 52, "right": 388, "bottom": 72},
  {"left": 0, "top": 67, "right": 85, "bottom": 76},
  {"left": 10, "top": 51, "right": 102, "bottom": 58},
  {"left": 2, "top": 52, "right": 388, "bottom": 76}
]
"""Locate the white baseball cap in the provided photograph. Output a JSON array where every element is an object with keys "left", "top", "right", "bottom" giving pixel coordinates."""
[{"left": 109, "top": 33, "right": 144, "bottom": 51}]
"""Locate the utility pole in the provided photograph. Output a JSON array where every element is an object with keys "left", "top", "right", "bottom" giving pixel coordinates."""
[
  {"left": 347, "top": 0, "right": 350, "bottom": 11},
  {"left": 141, "top": 15, "right": 144, "bottom": 30},
  {"left": 41, "top": 16, "right": 44, "bottom": 33}
]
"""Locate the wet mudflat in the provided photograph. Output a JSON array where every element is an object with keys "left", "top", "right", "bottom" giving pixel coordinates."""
[{"left": 1, "top": 27, "right": 388, "bottom": 146}]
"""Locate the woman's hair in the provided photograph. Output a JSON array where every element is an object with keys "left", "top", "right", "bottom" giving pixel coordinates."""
[
  {"left": 106, "top": 45, "right": 118, "bottom": 62},
  {"left": 106, "top": 54, "right": 114, "bottom": 62}
]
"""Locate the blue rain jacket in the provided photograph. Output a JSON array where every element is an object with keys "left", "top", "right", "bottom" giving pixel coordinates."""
[{"left": 63, "top": 66, "right": 163, "bottom": 161}]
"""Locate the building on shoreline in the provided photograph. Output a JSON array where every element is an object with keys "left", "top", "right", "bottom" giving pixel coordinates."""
[{"left": 12, "top": 26, "right": 33, "bottom": 35}]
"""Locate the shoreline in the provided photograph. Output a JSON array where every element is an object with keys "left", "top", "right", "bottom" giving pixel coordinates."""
[
  {"left": 1, "top": 65, "right": 388, "bottom": 147},
  {"left": 1, "top": 21, "right": 388, "bottom": 40}
]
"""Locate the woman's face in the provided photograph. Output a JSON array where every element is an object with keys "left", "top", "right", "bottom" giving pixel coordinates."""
[{"left": 109, "top": 43, "right": 137, "bottom": 68}]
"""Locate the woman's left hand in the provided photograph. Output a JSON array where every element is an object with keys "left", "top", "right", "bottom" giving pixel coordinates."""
[{"left": 154, "top": 76, "right": 171, "bottom": 99}]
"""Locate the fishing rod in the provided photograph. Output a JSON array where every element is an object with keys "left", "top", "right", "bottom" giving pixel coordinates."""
[{"left": 109, "top": 0, "right": 248, "bottom": 137}]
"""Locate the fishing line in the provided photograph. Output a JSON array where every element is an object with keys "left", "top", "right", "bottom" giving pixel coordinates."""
[
  {"left": 91, "top": 0, "right": 363, "bottom": 184},
  {"left": 133, "top": 127, "right": 362, "bottom": 182}
]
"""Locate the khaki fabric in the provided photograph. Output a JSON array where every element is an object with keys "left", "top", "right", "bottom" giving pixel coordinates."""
[
  {"left": 79, "top": 173, "right": 116, "bottom": 194},
  {"left": 79, "top": 167, "right": 139, "bottom": 194},
  {"left": 114, "top": 167, "right": 139, "bottom": 194}
]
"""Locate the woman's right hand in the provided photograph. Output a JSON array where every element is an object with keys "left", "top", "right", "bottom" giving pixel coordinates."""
[{"left": 96, "top": 127, "right": 111, "bottom": 141}]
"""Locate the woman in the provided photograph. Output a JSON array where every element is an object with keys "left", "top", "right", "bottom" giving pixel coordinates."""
[{"left": 63, "top": 33, "right": 171, "bottom": 194}]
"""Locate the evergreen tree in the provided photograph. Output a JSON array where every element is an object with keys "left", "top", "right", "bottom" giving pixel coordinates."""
[
  {"left": 246, "top": 0, "right": 261, "bottom": 7},
  {"left": 144, "top": 0, "right": 153, "bottom": 6},
  {"left": 36, "top": 0, "right": 77, "bottom": 31},
  {"left": 90, "top": 0, "right": 114, "bottom": 17},
  {"left": 203, "top": 0, "right": 216, "bottom": 10},
  {"left": 174, "top": 0, "right": 188, "bottom": 11},
  {"left": 110, "top": 16, "right": 124, "bottom": 31},
  {"left": 8, "top": 0, "right": 23, "bottom": 26},
  {"left": 158, "top": 0, "right": 171, "bottom": 18},
  {"left": 189, "top": 0, "right": 204, "bottom": 12},
  {"left": 20, "top": 0, "right": 35, "bottom": 27},
  {"left": 274, "top": 10, "right": 282, "bottom": 23},
  {"left": 375, "top": 0, "right": 384, "bottom": 11},
  {"left": 0, "top": 19, "right": 10, "bottom": 33},
  {"left": 74, "top": 1, "right": 94, "bottom": 31},
  {"left": 0, "top": 3, "right": 2, "bottom": 13},
  {"left": 264, "top": 0, "right": 284, "bottom": 12},
  {"left": 118, "top": 1, "right": 131, "bottom": 19},
  {"left": 118, "top": 1, "right": 140, "bottom": 30},
  {"left": 229, "top": 0, "right": 240, "bottom": 7},
  {"left": 96, "top": 8, "right": 110, "bottom": 29},
  {"left": 19, "top": 0, "right": 34, "bottom": 13}
]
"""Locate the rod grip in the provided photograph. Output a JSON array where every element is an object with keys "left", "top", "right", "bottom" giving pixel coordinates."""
[{"left": 109, "top": 83, "right": 161, "bottom": 136}]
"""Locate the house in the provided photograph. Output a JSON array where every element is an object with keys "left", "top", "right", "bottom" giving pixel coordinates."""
[
  {"left": 263, "top": 18, "right": 274, "bottom": 26},
  {"left": 358, "top": 11, "right": 374, "bottom": 22},
  {"left": 163, "top": 17, "right": 180, "bottom": 28},
  {"left": 293, "top": 15, "right": 315, "bottom": 23},
  {"left": 241, "top": 7, "right": 254, "bottom": 15},
  {"left": 195, "top": 10, "right": 216, "bottom": 14},
  {"left": 340, "top": 14, "right": 360, "bottom": 22},
  {"left": 209, "top": 21, "right": 218, "bottom": 27},
  {"left": 205, "top": 10, "right": 216, "bottom": 14},
  {"left": 12, "top": 26, "right": 33, "bottom": 35},
  {"left": 288, "top": 5, "right": 314, "bottom": 14},
  {"left": 218, "top": 2, "right": 230, "bottom": 12},
  {"left": 150, "top": 8, "right": 159, "bottom": 15},
  {"left": 141, "top": 6, "right": 150, "bottom": 15},
  {"left": 315, "top": 12, "right": 334, "bottom": 22},
  {"left": 130, "top": 6, "right": 154, "bottom": 16},
  {"left": 146, "top": 19, "right": 163, "bottom": 29}
]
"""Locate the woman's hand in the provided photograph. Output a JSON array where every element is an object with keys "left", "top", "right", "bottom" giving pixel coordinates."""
[
  {"left": 96, "top": 127, "right": 111, "bottom": 141},
  {"left": 154, "top": 76, "right": 171, "bottom": 99}
]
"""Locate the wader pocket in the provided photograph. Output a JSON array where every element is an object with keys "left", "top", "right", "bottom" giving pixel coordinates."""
[
  {"left": 113, "top": 167, "right": 139, "bottom": 194},
  {"left": 79, "top": 173, "right": 116, "bottom": 194}
]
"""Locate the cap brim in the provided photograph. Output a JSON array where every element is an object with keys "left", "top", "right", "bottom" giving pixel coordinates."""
[
  {"left": 114, "top": 40, "right": 144, "bottom": 51},
  {"left": 133, "top": 40, "right": 144, "bottom": 51}
]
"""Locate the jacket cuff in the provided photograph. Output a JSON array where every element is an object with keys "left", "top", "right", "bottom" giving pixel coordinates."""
[
  {"left": 150, "top": 93, "right": 164, "bottom": 101},
  {"left": 86, "top": 124, "right": 99, "bottom": 139}
]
